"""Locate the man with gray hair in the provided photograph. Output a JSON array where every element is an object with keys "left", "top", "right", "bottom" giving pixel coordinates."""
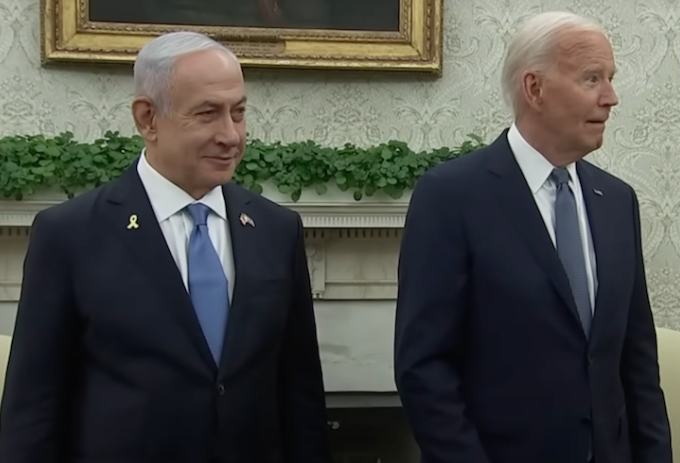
[
  {"left": 395, "top": 11, "right": 671, "bottom": 463},
  {"left": 0, "top": 31, "right": 331, "bottom": 463}
]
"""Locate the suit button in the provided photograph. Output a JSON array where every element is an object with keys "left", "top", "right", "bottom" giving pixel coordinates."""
[
  {"left": 216, "top": 384, "right": 225, "bottom": 396},
  {"left": 587, "top": 355, "right": 593, "bottom": 365}
]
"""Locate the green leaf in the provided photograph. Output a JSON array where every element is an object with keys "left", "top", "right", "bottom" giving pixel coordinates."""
[
  {"left": 0, "top": 131, "right": 486, "bottom": 201},
  {"left": 45, "top": 146, "right": 61, "bottom": 157}
]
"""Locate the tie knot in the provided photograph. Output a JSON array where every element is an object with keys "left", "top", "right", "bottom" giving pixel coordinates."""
[
  {"left": 550, "top": 167, "right": 570, "bottom": 186},
  {"left": 187, "top": 203, "right": 211, "bottom": 226}
]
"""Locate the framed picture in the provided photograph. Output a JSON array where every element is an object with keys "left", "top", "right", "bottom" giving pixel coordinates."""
[{"left": 41, "top": 0, "right": 442, "bottom": 73}]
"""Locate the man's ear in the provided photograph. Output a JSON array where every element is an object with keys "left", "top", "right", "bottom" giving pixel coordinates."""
[
  {"left": 520, "top": 70, "right": 545, "bottom": 112},
  {"left": 131, "top": 97, "right": 158, "bottom": 142}
]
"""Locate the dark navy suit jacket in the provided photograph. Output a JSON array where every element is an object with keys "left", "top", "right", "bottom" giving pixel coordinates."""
[
  {"left": 0, "top": 163, "right": 331, "bottom": 463},
  {"left": 394, "top": 130, "right": 672, "bottom": 463}
]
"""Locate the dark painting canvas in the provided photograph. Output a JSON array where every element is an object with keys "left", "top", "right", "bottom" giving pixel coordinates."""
[{"left": 88, "top": 0, "right": 400, "bottom": 31}]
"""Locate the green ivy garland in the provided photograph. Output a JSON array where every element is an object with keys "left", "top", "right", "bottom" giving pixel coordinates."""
[{"left": 0, "top": 131, "right": 486, "bottom": 201}]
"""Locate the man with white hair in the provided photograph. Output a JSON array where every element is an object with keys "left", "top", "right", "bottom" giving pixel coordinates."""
[
  {"left": 395, "top": 11, "right": 672, "bottom": 463},
  {"left": 0, "top": 32, "right": 331, "bottom": 463}
]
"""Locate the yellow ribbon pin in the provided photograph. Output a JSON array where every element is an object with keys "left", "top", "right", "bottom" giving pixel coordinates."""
[{"left": 127, "top": 214, "right": 139, "bottom": 229}]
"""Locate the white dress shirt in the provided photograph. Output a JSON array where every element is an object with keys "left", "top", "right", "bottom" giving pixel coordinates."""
[
  {"left": 507, "top": 124, "right": 598, "bottom": 311},
  {"left": 136, "top": 152, "right": 235, "bottom": 301}
]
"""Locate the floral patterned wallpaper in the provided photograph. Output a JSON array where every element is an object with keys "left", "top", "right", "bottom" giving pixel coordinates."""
[{"left": 0, "top": 0, "right": 679, "bottom": 328}]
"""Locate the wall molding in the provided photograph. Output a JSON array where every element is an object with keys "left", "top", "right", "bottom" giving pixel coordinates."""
[
  {"left": 304, "top": 229, "right": 401, "bottom": 300},
  {"left": 0, "top": 227, "right": 29, "bottom": 302}
]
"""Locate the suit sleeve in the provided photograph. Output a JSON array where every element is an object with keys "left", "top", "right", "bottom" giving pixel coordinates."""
[
  {"left": 621, "top": 188, "right": 673, "bottom": 463},
  {"left": 394, "top": 170, "right": 491, "bottom": 463},
  {"left": 0, "top": 210, "right": 79, "bottom": 463},
  {"left": 278, "top": 213, "right": 331, "bottom": 463}
]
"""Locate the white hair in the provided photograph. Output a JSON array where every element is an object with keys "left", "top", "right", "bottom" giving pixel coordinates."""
[
  {"left": 133, "top": 31, "right": 239, "bottom": 115},
  {"left": 500, "top": 11, "right": 605, "bottom": 115}
]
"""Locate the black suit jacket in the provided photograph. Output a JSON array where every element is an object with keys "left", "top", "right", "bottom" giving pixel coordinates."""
[
  {"left": 394, "top": 131, "right": 672, "bottom": 463},
  {"left": 0, "top": 163, "right": 331, "bottom": 463}
]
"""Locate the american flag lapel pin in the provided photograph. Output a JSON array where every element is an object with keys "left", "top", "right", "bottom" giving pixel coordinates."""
[{"left": 239, "top": 212, "right": 255, "bottom": 227}]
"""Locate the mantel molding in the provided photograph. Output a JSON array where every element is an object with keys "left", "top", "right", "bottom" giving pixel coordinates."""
[{"left": 0, "top": 186, "right": 411, "bottom": 228}]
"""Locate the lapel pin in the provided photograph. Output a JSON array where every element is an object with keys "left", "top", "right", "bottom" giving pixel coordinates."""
[
  {"left": 593, "top": 189, "right": 603, "bottom": 196},
  {"left": 239, "top": 212, "right": 255, "bottom": 227},
  {"left": 127, "top": 214, "right": 139, "bottom": 229}
]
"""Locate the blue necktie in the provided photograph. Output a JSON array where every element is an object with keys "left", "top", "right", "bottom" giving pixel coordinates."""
[
  {"left": 187, "top": 203, "right": 229, "bottom": 364},
  {"left": 551, "top": 168, "right": 592, "bottom": 338}
]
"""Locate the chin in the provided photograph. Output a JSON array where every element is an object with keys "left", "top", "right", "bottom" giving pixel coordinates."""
[
  {"left": 583, "top": 134, "right": 603, "bottom": 149},
  {"left": 211, "top": 172, "right": 233, "bottom": 185},
  {"left": 198, "top": 170, "right": 233, "bottom": 190}
]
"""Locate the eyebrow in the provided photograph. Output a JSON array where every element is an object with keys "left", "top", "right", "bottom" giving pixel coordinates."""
[
  {"left": 193, "top": 96, "right": 247, "bottom": 111},
  {"left": 584, "top": 64, "right": 617, "bottom": 74}
]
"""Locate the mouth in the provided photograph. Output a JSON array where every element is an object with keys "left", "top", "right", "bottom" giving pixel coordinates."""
[
  {"left": 205, "top": 156, "right": 236, "bottom": 165},
  {"left": 586, "top": 120, "right": 607, "bottom": 129}
]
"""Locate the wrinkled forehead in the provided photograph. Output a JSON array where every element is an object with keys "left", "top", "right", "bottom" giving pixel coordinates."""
[
  {"left": 554, "top": 30, "right": 615, "bottom": 69},
  {"left": 170, "top": 50, "right": 245, "bottom": 107}
]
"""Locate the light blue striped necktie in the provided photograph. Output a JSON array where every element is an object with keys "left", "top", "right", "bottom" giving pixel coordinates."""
[
  {"left": 551, "top": 168, "right": 592, "bottom": 338},
  {"left": 186, "top": 203, "right": 229, "bottom": 364}
]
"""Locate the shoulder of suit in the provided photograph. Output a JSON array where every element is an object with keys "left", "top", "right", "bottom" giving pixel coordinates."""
[
  {"left": 31, "top": 181, "right": 114, "bottom": 228},
  {"left": 418, "top": 144, "right": 492, "bottom": 187}
]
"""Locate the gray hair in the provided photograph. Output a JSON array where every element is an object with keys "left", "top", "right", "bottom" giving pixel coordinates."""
[
  {"left": 500, "top": 11, "right": 605, "bottom": 115},
  {"left": 133, "top": 31, "right": 238, "bottom": 115}
]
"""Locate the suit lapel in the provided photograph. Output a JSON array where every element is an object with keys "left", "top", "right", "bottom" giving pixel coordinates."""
[
  {"left": 486, "top": 133, "right": 584, "bottom": 334},
  {"left": 577, "top": 162, "right": 616, "bottom": 344},
  {"left": 103, "top": 164, "right": 216, "bottom": 369},
  {"left": 218, "top": 182, "right": 256, "bottom": 376}
]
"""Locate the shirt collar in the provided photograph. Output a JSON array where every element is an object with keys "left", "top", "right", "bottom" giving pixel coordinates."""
[
  {"left": 136, "top": 149, "right": 227, "bottom": 223},
  {"left": 507, "top": 123, "right": 577, "bottom": 193}
]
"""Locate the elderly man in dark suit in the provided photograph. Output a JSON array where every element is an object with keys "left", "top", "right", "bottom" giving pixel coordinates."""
[
  {"left": 394, "top": 11, "right": 672, "bottom": 463},
  {"left": 0, "top": 31, "right": 331, "bottom": 463}
]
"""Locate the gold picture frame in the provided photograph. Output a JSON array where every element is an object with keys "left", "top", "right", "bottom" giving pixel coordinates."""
[{"left": 41, "top": 0, "right": 443, "bottom": 73}]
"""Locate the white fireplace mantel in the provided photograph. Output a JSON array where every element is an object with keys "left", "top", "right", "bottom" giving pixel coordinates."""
[{"left": 0, "top": 184, "right": 411, "bottom": 228}]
